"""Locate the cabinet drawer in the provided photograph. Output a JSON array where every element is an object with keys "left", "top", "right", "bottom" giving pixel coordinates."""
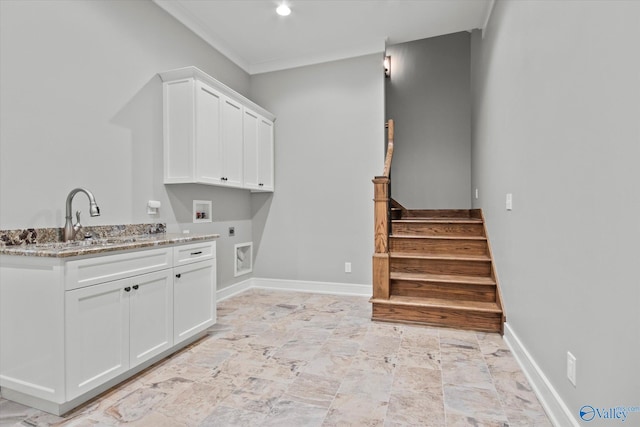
[
  {"left": 173, "top": 241, "right": 215, "bottom": 266},
  {"left": 66, "top": 248, "right": 173, "bottom": 291}
]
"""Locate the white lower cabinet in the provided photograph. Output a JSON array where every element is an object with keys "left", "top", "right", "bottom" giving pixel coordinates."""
[
  {"left": 65, "top": 270, "right": 173, "bottom": 401},
  {"left": 0, "top": 240, "right": 216, "bottom": 415},
  {"left": 174, "top": 261, "right": 216, "bottom": 345}
]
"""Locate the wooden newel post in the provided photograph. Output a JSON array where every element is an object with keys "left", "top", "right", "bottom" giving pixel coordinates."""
[{"left": 372, "top": 176, "right": 390, "bottom": 300}]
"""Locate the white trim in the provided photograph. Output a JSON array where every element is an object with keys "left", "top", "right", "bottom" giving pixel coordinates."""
[
  {"left": 217, "top": 279, "right": 253, "bottom": 302},
  {"left": 153, "top": 0, "right": 250, "bottom": 73},
  {"left": 217, "top": 277, "right": 371, "bottom": 301},
  {"left": 153, "top": 0, "right": 384, "bottom": 75},
  {"left": 249, "top": 41, "right": 386, "bottom": 75},
  {"left": 252, "top": 277, "right": 371, "bottom": 297},
  {"left": 233, "top": 242, "right": 253, "bottom": 277},
  {"left": 158, "top": 66, "right": 276, "bottom": 121},
  {"left": 503, "top": 323, "right": 579, "bottom": 427},
  {"left": 482, "top": 0, "right": 496, "bottom": 39}
]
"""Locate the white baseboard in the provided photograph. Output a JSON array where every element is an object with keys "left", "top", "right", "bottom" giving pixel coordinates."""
[
  {"left": 217, "top": 277, "right": 370, "bottom": 302},
  {"left": 504, "top": 323, "right": 579, "bottom": 427},
  {"left": 251, "top": 277, "right": 371, "bottom": 296},
  {"left": 217, "top": 279, "right": 253, "bottom": 302}
]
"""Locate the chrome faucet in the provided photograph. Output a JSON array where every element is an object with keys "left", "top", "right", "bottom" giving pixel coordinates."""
[{"left": 64, "top": 188, "right": 101, "bottom": 241}]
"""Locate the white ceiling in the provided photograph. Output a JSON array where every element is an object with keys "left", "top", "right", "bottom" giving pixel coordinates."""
[{"left": 154, "top": 0, "right": 494, "bottom": 75}]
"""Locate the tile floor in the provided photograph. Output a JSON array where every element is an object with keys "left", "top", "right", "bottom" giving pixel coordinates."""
[{"left": 0, "top": 289, "right": 551, "bottom": 426}]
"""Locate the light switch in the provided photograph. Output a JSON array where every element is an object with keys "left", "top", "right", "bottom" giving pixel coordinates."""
[{"left": 506, "top": 193, "right": 513, "bottom": 211}]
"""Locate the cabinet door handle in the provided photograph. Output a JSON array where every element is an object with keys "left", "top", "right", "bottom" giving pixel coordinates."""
[
  {"left": 259, "top": 183, "right": 264, "bottom": 186},
  {"left": 190, "top": 251, "right": 202, "bottom": 256},
  {"left": 124, "top": 287, "right": 131, "bottom": 292},
  {"left": 132, "top": 285, "right": 139, "bottom": 290},
  {"left": 175, "top": 273, "right": 181, "bottom": 278}
]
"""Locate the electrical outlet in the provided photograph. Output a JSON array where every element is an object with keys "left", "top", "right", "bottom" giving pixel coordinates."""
[
  {"left": 506, "top": 193, "right": 513, "bottom": 210},
  {"left": 345, "top": 262, "right": 352, "bottom": 273},
  {"left": 228, "top": 227, "right": 235, "bottom": 237},
  {"left": 567, "top": 351, "right": 577, "bottom": 386}
]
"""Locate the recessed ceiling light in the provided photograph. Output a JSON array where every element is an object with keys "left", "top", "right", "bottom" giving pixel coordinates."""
[{"left": 276, "top": 3, "right": 291, "bottom": 16}]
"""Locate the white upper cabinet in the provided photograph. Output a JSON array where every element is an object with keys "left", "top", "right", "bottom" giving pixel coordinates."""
[
  {"left": 257, "top": 117, "right": 274, "bottom": 191},
  {"left": 160, "top": 66, "right": 275, "bottom": 191},
  {"left": 244, "top": 108, "right": 274, "bottom": 192},
  {"left": 195, "top": 81, "right": 223, "bottom": 185},
  {"left": 221, "top": 97, "right": 244, "bottom": 187}
]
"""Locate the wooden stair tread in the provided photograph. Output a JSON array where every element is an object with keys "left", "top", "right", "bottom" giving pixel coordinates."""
[
  {"left": 390, "top": 252, "right": 491, "bottom": 262},
  {"left": 390, "top": 234, "right": 487, "bottom": 241},
  {"left": 372, "top": 199, "right": 503, "bottom": 333},
  {"left": 390, "top": 272, "right": 496, "bottom": 286},
  {"left": 393, "top": 218, "right": 483, "bottom": 224},
  {"left": 371, "top": 296, "right": 502, "bottom": 313}
]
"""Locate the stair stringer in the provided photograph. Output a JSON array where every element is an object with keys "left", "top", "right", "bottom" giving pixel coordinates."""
[{"left": 479, "top": 208, "right": 506, "bottom": 334}]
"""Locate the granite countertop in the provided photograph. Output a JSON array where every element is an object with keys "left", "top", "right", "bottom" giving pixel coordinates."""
[
  {"left": 0, "top": 233, "right": 218, "bottom": 258},
  {"left": 0, "top": 223, "right": 218, "bottom": 258}
]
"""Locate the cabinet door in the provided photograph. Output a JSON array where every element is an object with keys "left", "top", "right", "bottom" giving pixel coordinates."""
[
  {"left": 196, "top": 81, "right": 223, "bottom": 185},
  {"left": 243, "top": 109, "right": 260, "bottom": 190},
  {"left": 164, "top": 78, "right": 195, "bottom": 183},
  {"left": 257, "top": 117, "right": 274, "bottom": 191},
  {"left": 221, "top": 97, "right": 244, "bottom": 187},
  {"left": 173, "top": 260, "right": 216, "bottom": 345},
  {"left": 65, "top": 279, "right": 129, "bottom": 401},
  {"left": 129, "top": 270, "right": 173, "bottom": 368}
]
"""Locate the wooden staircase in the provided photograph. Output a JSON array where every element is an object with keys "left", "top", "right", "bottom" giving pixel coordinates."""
[
  {"left": 371, "top": 207, "right": 505, "bottom": 333},
  {"left": 370, "top": 120, "right": 505, "bottom": 334}
]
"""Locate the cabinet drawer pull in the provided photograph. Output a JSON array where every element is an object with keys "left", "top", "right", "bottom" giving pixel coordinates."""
[
  {"left": 132, "top": 285, "right": 139, "bottom": 290},
  {"left": 175, "top": 273, "right": 181, "bottom": 278},
  {"left": 124, "top": 287, "right": 131, "bottom": 292},
  {"left": 190, "top": 251, "right": 203, "bottom": 256}
]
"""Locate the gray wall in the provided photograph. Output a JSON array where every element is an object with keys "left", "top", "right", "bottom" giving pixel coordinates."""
[
  {"left": 250, "top": 54, "right": 385, "bottom": 286},
  {"left": 386, "top": 33, "right": 471, "bottom": 209},
  {"left": 471, "top": 0, "right": 640, "bottom": 420},
  {"left": 0, "top": 0, "right": 253, "bottom": 289}
]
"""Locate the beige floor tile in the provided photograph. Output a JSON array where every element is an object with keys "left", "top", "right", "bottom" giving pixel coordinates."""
[
  {"left": 198, "top": 405, "right": 266, "bottom": 426},
  {"left": 221, "top": 376, "right": 288, "bottom": 414},
  {"left": 263, "top": 399, "right": 328, "bottom": 427},
  {"left": 443, "top": 384, "right": 508, "bottom": 422},
  {"left": 446, "top": 413, "right": 509, "bottom": 426},
  {"left": 323, "top": 393, "right": 388, "bottom": 427},
  {"left": 282, "top": 373, "right": 341, "bottom": 408},
  {"left": 3, "top": 289, "right": 550, "bottom": 427},
  {"left": 386, "top": 389, "right": 445, "bottom": 426}
]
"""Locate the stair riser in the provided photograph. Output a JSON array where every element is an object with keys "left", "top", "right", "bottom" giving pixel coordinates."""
[
  {"left": 392, "top": 222, "right": 485, "bottom": 237},
  {"left": 404, "top": 209, "right": 474, "bottom": 219},
  {"left": 391, "top": 281, "right": 496, "bottom": 302},
  {"left": 389, "top": 238, "right": 488, "bottom": 256},
  {"left": 391, "top": 258, "right": 492, "bottom": 277},
  {"left": 372, "top": 303, "right": 502, "bottom": 333}
]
